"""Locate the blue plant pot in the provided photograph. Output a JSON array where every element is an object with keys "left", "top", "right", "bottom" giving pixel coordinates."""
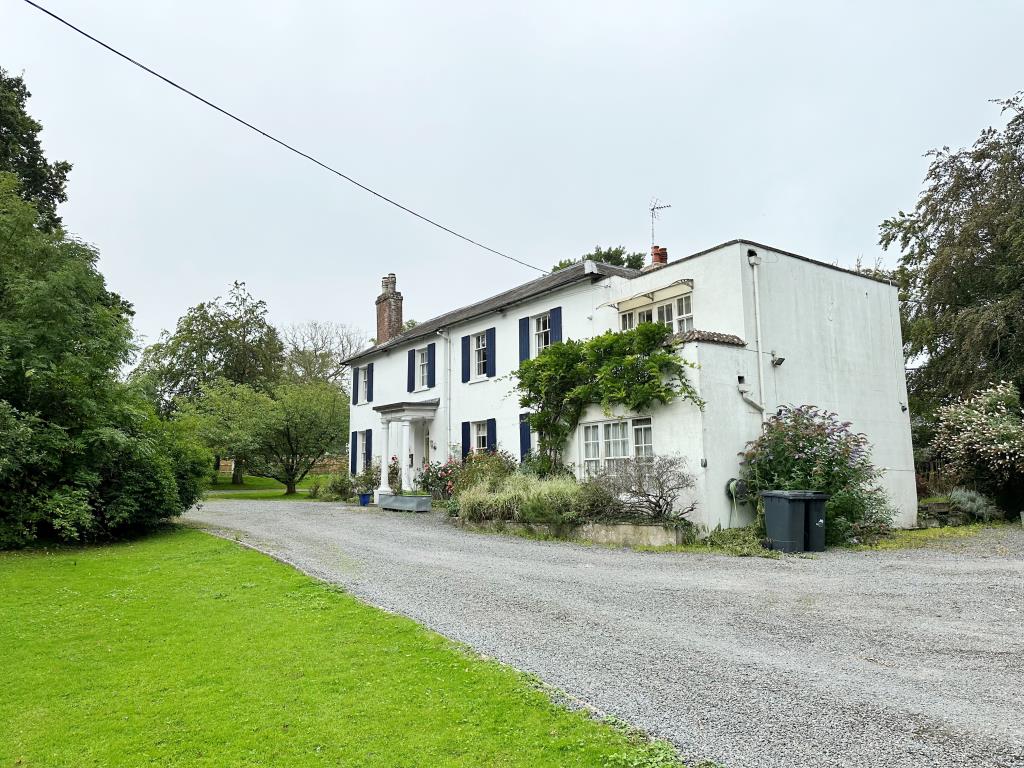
[{"left": 358, "top": 493, "right": 371, "bottom": 506}]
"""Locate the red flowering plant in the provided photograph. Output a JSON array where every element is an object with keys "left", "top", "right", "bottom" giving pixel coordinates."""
[{"left": 416, "top": 457, "right": 462, "bottom": 499}]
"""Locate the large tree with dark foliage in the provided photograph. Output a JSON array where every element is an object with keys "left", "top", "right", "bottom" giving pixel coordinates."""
[
  {"left": 0, "top": 67, "right": 71, "bottom": 231},
  {"left": 880, "top": 93, "right": 1024, "bottom": 410},
  {"left": 0, "top": 173, "right": 209, "bottom": 547}
]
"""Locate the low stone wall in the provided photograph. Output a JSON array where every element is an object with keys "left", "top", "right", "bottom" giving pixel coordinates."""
[
  {"left": 917, "top": 501, "right": 971, "bottom": 528},
  {"left": 449, "top": 518, "right": 690, "bottom": 547}
]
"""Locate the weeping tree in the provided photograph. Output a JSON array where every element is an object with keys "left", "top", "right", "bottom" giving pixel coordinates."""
[{"left": 880, "top": 93, "right": 1024, "bottom": 412}]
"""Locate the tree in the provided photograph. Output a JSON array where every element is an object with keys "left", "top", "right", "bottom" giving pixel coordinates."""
[
  {"left": 248, "top": 382, "right": 348, "bottom": 494},
  {"left": 552, "top": 245, "right": 646, "bottom": 272},
  {"left": 0, "top": 68, "right": 71, "bottom": 231},
  {"left": 134, "top": 282, "right": 285, "bottom": 413},
  {"left": 0, "top": 173, "right": 209, "bottom": 547},
  {"left": 281, "top": 320, "right": 366, "bottom": 389},
  {"left": 880, "top": 93, "right": 1024, "bottom": 410},
  {"left": 513, "top": 323, "right": 702, "bottom": 466}
]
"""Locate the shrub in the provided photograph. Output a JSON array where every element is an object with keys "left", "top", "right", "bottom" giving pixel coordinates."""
[
  {"left": 387, "top": 455, "right": 401, "bottom": 490},
  {"left": 741, "top": 405, "right": 894, "bottom": 545},
  {"left": 322, "top": 473, "right": 353, "bottom": 501},
  {"left": 947, "top": 487, "right": 1001, "bottom": 522},
  {"left": 932, "top": 382, "right": 1024, "bottom": 513},
  {"left": 354, "top": 461, "right": 380, "bottom": 495},
  {"left": 306, "top": 476, "right": 323, "bottom": 499},
  {"left": 573, "top": 477, "right": 624, "bottom": 520},
  {"left": 455, "top": 475, "right": 584, "bottom": 524},
  {"left": 596, "top": 456, "right": 697, "bottom": 522},
  {"left": 416, "top": 458, "right": 461, "bottom": 499},
  {"left": 701, "top": 525, "right": 765, "bottom": 556},
  {"left": 452, "top": 450, "right": 518, "bottom": 495}
]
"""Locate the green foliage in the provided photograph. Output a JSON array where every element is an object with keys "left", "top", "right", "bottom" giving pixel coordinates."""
[
  {"left": 451, "top": 450, "right": 519, "bottom": 496},
  {"left": 456, "top": 475, "right": 586, "bottom": 524},
  {"left": 354, "top": 460, "right": 380, "bottom": 494},
  {"left": 880, "top": 93, "right": 1024, "bottom": 409},
  {"left": 741, "top": 405, "right": 894, "bottom": 545},
  {"left": 931, "top": 382, "right": 1024, "bottom": 511},
  {"left": 0, "top": 68, "right": 71, "bottom": 231},
  {"left": 947, "top": 488, "right": 1002, "bottom": 522},
  {"left": 0, "top": 174, "right": 209, "bottom": 547},
  {"left": 132, "top": 281, "right": 285, "bottom": 414},
  {"left": 415, "top": 457, "right": 461, "bottom": 499},
  {"left": 0, "top": 528, "right": 680, "bottom": 767},
  {"left": 322, "top": 473, "right": 353, "bottom": 501},
  {"left": 592, "top": 456, "right": 697, "bottom": 521},
  {"left": 514, "top": 323, "right": 702, "bottom": 463},
  {"left": 552, "top": 245, "right": 646, "bottom": 273}
]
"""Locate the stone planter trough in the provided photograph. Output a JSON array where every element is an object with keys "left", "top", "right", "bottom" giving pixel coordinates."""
[{"left": 379, "top": 493, "right": 432, "bottom": 513}]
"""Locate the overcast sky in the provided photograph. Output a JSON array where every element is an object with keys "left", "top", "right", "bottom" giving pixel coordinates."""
[{"left": 4, "top": 1, "right": 1022, "bottom": 346}]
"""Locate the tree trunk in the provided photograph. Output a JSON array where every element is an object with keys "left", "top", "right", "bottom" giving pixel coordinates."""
[
  {"left": 285, "top": 482, "right": 297, "bottom": 495},
  {"left": 231, "top": 459, "right": 244, "bottom": 485},
  {"left": 212, "top": 455, "right": 221, "bottom": 484}
]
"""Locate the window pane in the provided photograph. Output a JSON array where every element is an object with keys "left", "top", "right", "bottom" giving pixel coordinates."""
[
  {"left": 637, "top": 309, "right": 652, "bottom": 324},
  {"left": 620, "top": 313, "right": 633, "bottom": 331}
]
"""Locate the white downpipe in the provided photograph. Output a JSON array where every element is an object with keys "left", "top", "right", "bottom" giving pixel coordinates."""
[
  {"left": 438, "top": 329, "right": 452, "bottom": 460},
  {"left": 747, "top": 249, "right": 768, "bottom": 423}
]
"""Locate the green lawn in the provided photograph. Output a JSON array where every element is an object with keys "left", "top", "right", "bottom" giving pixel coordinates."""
[
  {"left": 204, "top": 474, "right": 330, "bottom": 501},
  {"left": 0, "top": 528, "right": 685, "bottom": 767}
]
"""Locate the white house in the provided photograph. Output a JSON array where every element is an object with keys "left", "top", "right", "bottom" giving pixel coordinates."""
[{"left": 345, "top": 240, "right": 917, "bottom": 529}]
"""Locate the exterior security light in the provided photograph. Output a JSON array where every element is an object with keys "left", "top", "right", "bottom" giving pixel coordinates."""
[{"left": 771, "top": 353, "right": 785, "bottom": 366}]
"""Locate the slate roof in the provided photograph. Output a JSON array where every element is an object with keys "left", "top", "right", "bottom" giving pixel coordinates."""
[
  {"left": 344, "top": 261, "right": 639, "bottom": 363},
  {"left": 672, "top": 329, "right": 747, "bottom": 347}
]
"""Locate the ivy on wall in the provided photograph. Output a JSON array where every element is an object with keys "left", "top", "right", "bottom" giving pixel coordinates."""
[{"left": 513, "top": 323, "right": 703, "bottom": 464}]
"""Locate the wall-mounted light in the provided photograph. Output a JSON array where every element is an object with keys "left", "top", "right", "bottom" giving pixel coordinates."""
[{"left": 771, "top": 352, "right": 785, "bottom": 367}]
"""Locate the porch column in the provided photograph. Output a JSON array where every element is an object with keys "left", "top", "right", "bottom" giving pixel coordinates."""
[
  {"left": 400, "top": 420, "right": 413, "bottom": 492},
  {"left": 375, "top": 418, "right": 392, "bottom": 502}
]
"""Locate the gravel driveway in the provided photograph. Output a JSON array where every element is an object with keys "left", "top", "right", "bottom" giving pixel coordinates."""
[{"left": 185, "top": 501, "right": 1024, "bottom": 768}]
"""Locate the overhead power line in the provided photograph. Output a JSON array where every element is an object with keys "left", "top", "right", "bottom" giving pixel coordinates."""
[{"left": 20, "top": 0, "right": 547, "bottom": 274}]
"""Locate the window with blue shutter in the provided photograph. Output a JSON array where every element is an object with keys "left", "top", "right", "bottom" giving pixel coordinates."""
[
  {"left": 518, "top": 317, "right": 530, "bottom": 363},
  {"left": 366, "top": 363, "right": 374, "bottom": 402},
  {"left": 486, "top": 418, "right": 497, "bottom": 452},
  {"left": 519, "top": 414, "right": 531, "bottom": 459},
  {"left": 427, "top": 343, "right": 436, "bottom": 388},
  {"left": 363, "top": 429, "right": 372, "bottom": 470},
  {"left": 350, "top": 431, "right": 357, "bottom": 474},
  {"left": 461, "top": 335, "right": 470, "bottom": 382},
  {"left": 461, "top": 421, "right": 471, "bottom": 459},
  {"left": 407, "top": 349, "right": 415, "bottom": 393},
  {"left": 352, "top": 366, "right": 360, "bottom": 404},
  {"left": 485, "top": 327, "right": 496, "bottom": 377},
  {"left": 549, "top": 306, "right": 563, "bottom": 343}
]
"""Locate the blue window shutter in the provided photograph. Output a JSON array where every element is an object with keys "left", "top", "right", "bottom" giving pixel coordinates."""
[
  {"left": 486, "top": 418, "right": 497, "bottom": 452},
  {"left": 407, "top": 349, "right": 416, "bottom": 393},
  {"left": 549, "top": 306, "right": 563, "bottom": 343},
  {"left": 427, "top": 343, "right": 436, "bottom": 388},
  {"left": 518, "top": 317, "right": 530, "bottom": 362},
  {"left": 350, "top": 431, "right": 357, "bottom": 474},
  {"left": 366, "top": 363, "right": 374, "bottom": 402},
  {"left": 461, "top": 335, "right": 470, "bottom": 382},
  {"left": 364, "top": 429, "right": 372, "bottom": 470},
  {"left": 485, "top": 327, "right": 496, "bottom": 377},
  {"left": 352, "top": 366, "right": 360, "bottom": 405},
  {"left": 519, "top": 414, "right": 531, "bottom": 460},
  {"left": 461, "top": 421, "right": 471, "bottom": 459}
]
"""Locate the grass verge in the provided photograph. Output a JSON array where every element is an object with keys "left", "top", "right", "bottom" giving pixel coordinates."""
[
  {"left": 850, "top": 521, "right": 1006, "bottom": 550},
  {"left": 0, "top": 527, "right": 690, "bottom": 767}
]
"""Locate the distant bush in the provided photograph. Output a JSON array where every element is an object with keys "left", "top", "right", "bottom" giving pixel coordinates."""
[
  {"left": 322, "top": 473, "right": 353, "bottom": 501},
  {"left": 306, "top": 476, "right": 323, "bottom": 499},
  {"left": 947, "top": 487, "right": 1001, "bottom": 522},
  {"left": 741, "top": 405, "right": 894, "bottom": 545}
]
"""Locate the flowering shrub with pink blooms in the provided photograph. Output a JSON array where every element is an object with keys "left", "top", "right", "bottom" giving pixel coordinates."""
[
  {"left": 741, "top": 405, "right": 893, "bottom": 544},
  {"left": 932, "top": 382, "right": 1024, "bottom": 511},
  {"left": 416, "top": 457, "right": 462, "bottom": 499}
]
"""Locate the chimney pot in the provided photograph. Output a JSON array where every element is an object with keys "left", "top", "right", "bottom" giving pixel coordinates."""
[{"left": 651, "top": 245, "right": 668, "bottom": 265}]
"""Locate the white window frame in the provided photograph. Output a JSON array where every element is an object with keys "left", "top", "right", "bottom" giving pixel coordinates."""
[
  {"left": 633, "top": 417, "right": 653, "bottom": 460},
  {"left": 655, "top": 302, "right": 674, "bottom": 329},
  {"left": 636, "top": 308, "right": 653, "bottom": 325},
  {"left": 533, "top": 313, "right": 551, "bottom": 355},
  {"left": 417, "top": 347, "right": 429, "bottom": 388},
  {"left": 579, "top": 417, "right": 655, "bottom": 473},
  {"left": 676, "top": 295, "right": 693, "bottom": 334},
  {"left": 358, "top": 366, "right": 368, "bottom": 403},
  {"left": 473, "top": 332, "right": 488, "bottom": 378},
  {"left": 619, "top": 312, "right": 634, "bottom": 331},
  {"left": 473, "top": 420, "right": 489, "bottom": 453},
  {"left": 582, "top": 424, "right": 601, "bottom": 476}
]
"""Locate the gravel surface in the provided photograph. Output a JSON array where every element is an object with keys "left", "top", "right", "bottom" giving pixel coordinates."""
[{"left": 185, "top": 501, "right": 1024, "bottom": 768}]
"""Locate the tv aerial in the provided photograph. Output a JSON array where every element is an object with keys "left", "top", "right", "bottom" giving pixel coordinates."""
[{"left": 649, "top": 198, "right": 671, "bottom": 246}]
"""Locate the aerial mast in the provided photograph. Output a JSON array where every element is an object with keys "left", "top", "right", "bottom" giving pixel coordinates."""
[{"left": 649, "top": 198, "right": 671, "bottom": 246}]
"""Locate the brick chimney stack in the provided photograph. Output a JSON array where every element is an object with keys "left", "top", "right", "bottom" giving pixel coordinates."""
[
  {"left": 375, "top": 273, "right": 403, "bottom": 344},
  {"left": 642, "top": 245, "right": 669, "bottom": 272}
]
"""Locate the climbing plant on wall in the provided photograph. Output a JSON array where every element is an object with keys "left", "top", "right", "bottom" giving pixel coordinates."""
[{"left": 513, "top": 323, "right": 702, "bottom": 465}]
